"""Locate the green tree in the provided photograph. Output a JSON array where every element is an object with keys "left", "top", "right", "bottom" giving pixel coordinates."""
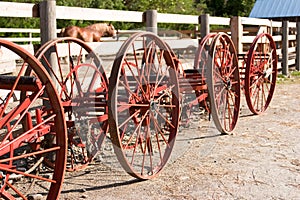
[
  {"left": 225, "top": 0, "right": 255, "bottom": 17},
  {"left": 124, "top": 0, "right": 208, "bottom": 30},
  {"left": 195, "top": 0, "right": 208, "bottom": 14},
  {"left": 205, "top": 0, "right": 226, "bottom": 16},
  {"left": 56, "top": 0, "right": 127, "bottom": 28},
  {"left": 125, "top": 0, "right": 201, "bottom": 14}
]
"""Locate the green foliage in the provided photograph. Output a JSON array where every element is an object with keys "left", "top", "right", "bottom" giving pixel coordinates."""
[
  {"left": 225, "top": 0, "right": 255, "bottom": 17},
  {"left": 291, "top": 70, "right": 300, "bottom": 77},
  {"left": 125, "top": 0, "right": 199, "bottom": 14},
  {"left": 206, "top": 0, "right": 226, "bottom": 16},
  {"left": 56, "top": 0, "right": 126, "bottom": 28},
  {"left": 205, "top": 0, "right": 255, "bottom": 17}
]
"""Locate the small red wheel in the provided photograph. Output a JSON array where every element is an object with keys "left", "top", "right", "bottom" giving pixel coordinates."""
[
  {"left": 193, "top": 33, "right": 218, "bottom": 111},
  {"left": 245, "top": 33, "right": 277, "bottom": 114},
  {"left": 108, "top": 32, "right": 180, "bottom": 179},
  {"left": 34, "top": 37, "right": 109, "bottom": 171},
  {"left": 207, "top": 33, "right": 241, "bottom": 134},
  {"left": 0, "top": 39, "right": 67, "bottom": 199}
]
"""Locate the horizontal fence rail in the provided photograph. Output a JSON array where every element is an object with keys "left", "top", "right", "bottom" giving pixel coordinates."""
[{"left": 0, "top": 1, "right": 299, "bottom": 75}]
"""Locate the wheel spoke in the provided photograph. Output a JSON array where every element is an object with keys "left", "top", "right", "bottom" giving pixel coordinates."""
[
  {"left": 0, "top": 38, "right": 67, "bottom": 198},
  {"left": 245, "top": 33, "right": 277, "bottom": 114},
  {"left": 108, "top": 32, "right": 179, "bottom": 179},
  {"left": 208, "top": 33, "right": 240, "bottom": 134},
  {"left": 35, "top": 38, "right": 108, "bottom": 171}
]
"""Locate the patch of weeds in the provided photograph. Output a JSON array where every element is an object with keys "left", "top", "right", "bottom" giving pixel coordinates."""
[
  {"left": 277, "top": 71, "right": 300, "bottom": 84},
  {"left": 276, "top": 74, "right": 289, "bottom": 84},
  {"left": 291, "top": 70, "right": 300, "bottom": 77}
]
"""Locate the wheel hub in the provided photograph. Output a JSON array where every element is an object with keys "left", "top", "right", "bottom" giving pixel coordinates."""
[
  {"left": 150, "top": 100, "right": 158, "bottom": 112},
  {"left": 225, "top": 78, "right": 232, "bottom": 90}
]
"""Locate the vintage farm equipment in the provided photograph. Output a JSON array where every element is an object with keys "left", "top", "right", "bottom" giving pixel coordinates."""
[
  {"left": 0, "top": 32, "right": 180, "bottom": 198},
  {"left": 179, "top": 32, "right": 277, "bottom": 133},
  {"left": 28, "top": 33, "right": 181, "bottom": 180},
  {"left": 0, "top": 29, "right": 277, "bottom": 199},
  {"left": 0, "top": 39, "right": 67, "bottom": 199}
]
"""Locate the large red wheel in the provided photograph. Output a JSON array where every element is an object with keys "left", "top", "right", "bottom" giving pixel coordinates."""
[
  {"left": 0, "top": 39, "right": 67, "bottom": 199},
  {"left": 34, "top": 37, "right": 108, "bottom": 171},
  {"left": 194, "top": 33, "right": 218, "bottom": 71},
  {"left": 193, "top": 33, "right": 218, "bottom": 111},
  {"left": 108, "top": 32, "right": 180, "bottom": 179},
  {"left": 245, "top": 33, "right": 277, "bottom": 114},
  {"left": 207, "top": 33, "right": 241, "bottom": 134}
]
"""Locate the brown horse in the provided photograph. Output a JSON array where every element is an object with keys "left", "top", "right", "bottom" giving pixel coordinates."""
[
  {"left": 58, "top": 23, "right": 116, "bottom": 42},
  {"left": 58, "top": 26, "right": 102, "bottom": 42},
  {"left": 86, "top": 23, "right": 116, "bottom": 38}
]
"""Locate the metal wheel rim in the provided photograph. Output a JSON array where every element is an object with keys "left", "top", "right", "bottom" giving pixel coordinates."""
[
  {"left": 207, "top": 33, "right": 241, "bottom": 134},
  {"left": 35, "top": 37, "right": 108, "bottom": 171},
  {"left": 108, "top": 32, "right": 180, "bottom": 179},
  {"left": 193, "top": 33, "right": 218, "bottom": 112},
  {"left": 245, "top": 33, "right": 277, "bottom": 114},
  {"left": 0, "top": 39, "right": 67, "bottom": 199}
]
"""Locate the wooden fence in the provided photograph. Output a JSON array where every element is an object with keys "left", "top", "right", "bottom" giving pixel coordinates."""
[{"left": 0, "top": 1, "right": 299, "bottom": 75}]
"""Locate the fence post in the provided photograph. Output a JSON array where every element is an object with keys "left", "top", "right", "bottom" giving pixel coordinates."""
[
  {"left": 230, "top": 16, "right": 243, "bottom": 55},
  {"left": 39, "top": 0, "right": 58, "bottom": 86},
  {"left": 199, "top": 14, "right": 210, "bottom": 39},
  {"left": 143, "top": 10, "right": 157, "bottom": 35},
  {"left": 39, "top": 0, "right": 56, "bottom": 45},
  {"left": 282, "top": 20, "right": 289, "bottom": 75},
  {"left": 296, "top": 20, "right": 300, "bottom": 71}
]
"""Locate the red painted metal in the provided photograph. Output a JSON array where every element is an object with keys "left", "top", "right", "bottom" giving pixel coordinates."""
[
  {"left": 180, "top": 32, "right": 277, "bottom": 133},
  {"left": 244, "top": 33, "right": 277, "bottom": 114},
  {"left": 34, "top": 37, "right": 109, "bottom": 171},
  {"left": 206, "top": 33, "right": 241, "bottom": 134},
  {"left": 0, "top": 29, "right": 278, "bottom": 200},
  {"left": 0, "top": 39, "right": 67, "bottom": 199},
  {"left": 108, "top": 32, "right": 180, "bottom": 179},
  {"left": 178, "top": 33, "right": 218, "bottom": 127}
]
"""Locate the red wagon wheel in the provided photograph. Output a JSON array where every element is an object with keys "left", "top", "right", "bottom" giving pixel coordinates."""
[
  {"left": 108, "top": 32, "right": 180, "bottom": 179},
  {"left": 245, "top": 33, "right": 277, "bottom": 114},
  {"left": 193, "top": 33, "right": 218, "bottom": 111},
  {"left": 34, "top": 37, "right": 109, "bottom": 171},
  {"left": 194, "top": 33, "right": 218, "bottom": 71},
  {"left": 207, "top": 33, "right": 241, "bottom": 134},
  {"left": 0, "top": 39, "right": 67, "bottom": 199}
]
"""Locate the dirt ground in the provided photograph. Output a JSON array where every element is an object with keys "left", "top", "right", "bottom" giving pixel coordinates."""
[{"left": 59, "top": 78, "right": 300, "bottom": 200}]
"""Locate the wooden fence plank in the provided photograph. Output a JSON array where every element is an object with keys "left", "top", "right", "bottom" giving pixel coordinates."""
[
  {"left": 157, "top": 13, "right": 198, "bottom": 24},
  {"left": 56, "top": 6, "right": 143, "bottom": 22},
  {"left": 0, "top": 2, "right": 34, "bottom": 18}
]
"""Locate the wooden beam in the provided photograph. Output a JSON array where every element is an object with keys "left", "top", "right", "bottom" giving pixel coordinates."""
[
  {"left": 200, "top": 14, "right": 210, "bottom": 38},
  {"left": 157, "top": 13, "right": 198, "bottom": 24},
  {"left": 282, "top": 20, "right": 289, "bottom": 75},
  {"left": 0, "top": 2, "right": 34, "bottom": 18},
  {"left": 231, "top": 16, "right": 243, "bottom": 55},
  {"left": 209, "top": 16, "right": 230, "bottom": 25},
  {"left": 296, "top": 20, "right": 300, "bottom": 71},
  {"left": 39, "top": 0, "right": 56, "bottom": 45},
  {"left": 39, "top": 0, "right": 58, "bottom": 83},
  {"left": 143, "top": 10, "right": 157, "bottom": 34},
  {"left": 56, "top": 6, "right": 143, "bottom": 22}
]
